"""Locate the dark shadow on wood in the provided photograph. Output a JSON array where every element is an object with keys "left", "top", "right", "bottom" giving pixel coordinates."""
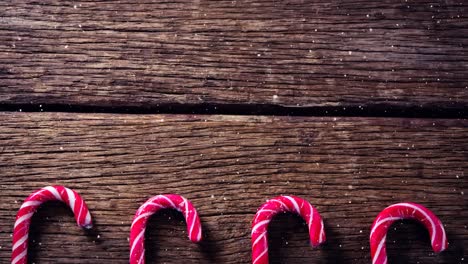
[
  {"left": 145, "top": 209, "right": 210, "bottom": 263},
  {"left": 321, "top": 220, "right": 346, "bottom": 264},
  {"left": 439, "top": 229, "right": 465, "bottom": 263},
  {"left": 385, "top": 220, "right": 464, "bottom": 264},
  {"left": 27, "top": 201, "right": 98, "bottom": 263},
  {"left": 197, "top": 221, "right": 221, "bottom": 263},
  {"left": 267, "top": 213, "right": 327, "bottom": 264},
  {"left": 0, "top": 102, "right": 466, "bottom": 119}
]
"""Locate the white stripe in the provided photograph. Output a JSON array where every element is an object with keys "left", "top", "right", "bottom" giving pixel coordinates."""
[
  {"left": 148, "top": 202, "right": 164, "bottom": 209},
  {"left": 29, "top": 190, "right": 46, "bottom": 200},
  {"left": 14, "top": 212, "right": 34, "bottom": 228},
  {"left": 138, "top": 249, "right": 144, "bottom": 264},
  {"left": 254, "top": 209, "right": 276, "bottom": 222},
  {"left": 372, "top": 235, "right": 386, "bottom": 264},
  {"left": 252, "top": 232, "right": 266, "bottom": 247},
  {"left": 77, "top": 198, "right": 84, "bottom": 225},
  {"left": 258, "top": 209, "right": 276, "bottom": 214},
  {"left": 138, "top": 201, "right": 164, "bottom": 215},
  {"left": 12, "top": 234, "right": 28, "bottom": 251},
  {"left": 11, "top": 249, "right": 27, "bottom": 264},
  {"left": 254, "top": 209, "right": 276, "bottom": 223},
  {"left": 189, "top": 217, "right": 197, "bottom": 239},
  {"left": 131, "top": 212, "right": 154, "bottom": 227},
  {"left": 43, "top": 186, "right": 62, "bottom": 201},
  {"left": 272, "top": 199, "right": 288, "bottom": 211},
  {"left": 386, "top": 203, "right": 437, "bottom": 243},
  {"left": 20, "top": 200, "right": 41, "bottom": 209},
  {"left": 441, "top": 223, "right": 447, "bottom": 250},
  {"left": 370, "top": 217, "right": 401, "bottom": 239},
  {"left": 65, "top": 188, "right": 76, "bottom": 212},
  {"left": 183, "top": 198, "right": 189, "bottom": 216},
  {"left": 196, "top": 227, "right": 202, "bottom": 241},
  {"left": 319, "top": 220, "right": 325, "bottom": 243},
  {"left": 308, "top": 203, "right": 313, "bottom": 228},
  {"left": 131, "top": 200, "right": 166, "bottom": 231},
  {"left": 253, "top": 246, "right": 268, "bottom": 264},
  {"left": 158, "top": 195, "right": 176, "bottom": 209},
  {"left": 185, "top": 200, "right": 197, "bottom": 238},
  {"left": 130, "top": 229, "right": 145, "bottom": 256},
  {"left": 84, "top": 211, "right": 92, "bottom": 228},
  {"left": 252, "top": 220, "right": 270, "bottom": 235},
  {"left": 283, "top": 196, "right": 300, "bottom": 214}
]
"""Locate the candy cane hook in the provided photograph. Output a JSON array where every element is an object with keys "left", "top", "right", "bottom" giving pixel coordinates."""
[
  {"left": 12, "top": 186, "right": 92, "bottom": 264},
  {"left": 370, "top": 202, "right": 448, "bottom": 264},
  {"left": 251, "top": 195, "right": 326, "bottom": 264},
  {"left": 129, "top": 194, "right": 203, "bottom": 264}
]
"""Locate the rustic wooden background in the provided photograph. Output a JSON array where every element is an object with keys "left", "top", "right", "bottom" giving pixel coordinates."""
[{"left": 0, "top": 0, "right": 466, "bottom": 263}]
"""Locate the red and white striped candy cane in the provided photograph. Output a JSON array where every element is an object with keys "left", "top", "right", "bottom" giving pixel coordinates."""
[
  {"left": 12, "top": 186, "right": 92, "bottom": 264},
  {"left": 251, "top": 195, "right": 326, "bottom": 264},
  {"left": 129, "top": 194, "right": 202, "bottom": 264},
  {"left": 370, "top": 202, "right": 448, "bottom": 264}
]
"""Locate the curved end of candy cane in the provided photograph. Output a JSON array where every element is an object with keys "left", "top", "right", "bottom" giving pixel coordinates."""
[
  {"left": 189, "top": 221, "right": 203, "bottom": 244},
  {"left": 400, "top": 202, "right": 448, "bottom": 254},
  {"left": 310, "top": 219, "right": 327, "bottom": 248},
  {"left": 76, "top": 204, "right": 93, "bottom": 230},
  {"left": 431, "top": 220, "right": 448, "bottom": 253},
  {"left": 186, "top": 216, "right": 203, "bottom": 244},
  {"left": 279, "top": 195, "right": 326, "bottom": 248},
  {"left": 53, "top": 186, "right": 93, "bottom": 230},
  {"left": 178, "top": 195, "right": 203, "bottom": 244},
  {"left": 370, "top": 202, "right": 448, "bottom": 264},
  {"left": 12, "top": 185, "right": 93, "bottom": 264},
  {"left": 251, "top": 195, "right": 326, "bottom": 264},
  {"left": 129, "top": 193, "right": 203, "bottom": 264},
  {"left": 189, "top": 228, "right": 203, "bottom": 243}
]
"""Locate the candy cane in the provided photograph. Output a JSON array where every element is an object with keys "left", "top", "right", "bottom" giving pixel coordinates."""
[
  {"left": 12, "top": 186, "right": 92, "bottom": 264},
  {"left": 251, "top": 195, "right": 326, "bottom": 264},
  {"left": 370, "top": 202, "right": 448, "bottom": 264},
  {"left": 129, "top": 194, "right": 202, "bottom": 264}
]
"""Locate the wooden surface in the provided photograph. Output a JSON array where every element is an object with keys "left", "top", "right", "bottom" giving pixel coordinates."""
[
  {"left": 1, "top": 0, "right": 467, "bottom": 263},
  {"left": 1, "top": 0, "right": 468, "bottom": 110},
  {"left": 0, "top": 113, "right": 466, "bottom": 263}
]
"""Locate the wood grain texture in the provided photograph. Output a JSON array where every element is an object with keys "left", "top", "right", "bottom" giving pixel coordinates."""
[
  {"left": 0, "top": 113, "right": 466, "bottom": 263},
  {"left": 0, "top": 0, "right": 467, "bottom": 110}
]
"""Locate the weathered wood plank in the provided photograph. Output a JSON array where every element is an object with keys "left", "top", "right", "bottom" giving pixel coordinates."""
[
  {"left": 0, "top": 113, "right": 466, "bottom": 263},
  {"left": 0, "top": 1, "right": 467, "bottom": 110}
]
